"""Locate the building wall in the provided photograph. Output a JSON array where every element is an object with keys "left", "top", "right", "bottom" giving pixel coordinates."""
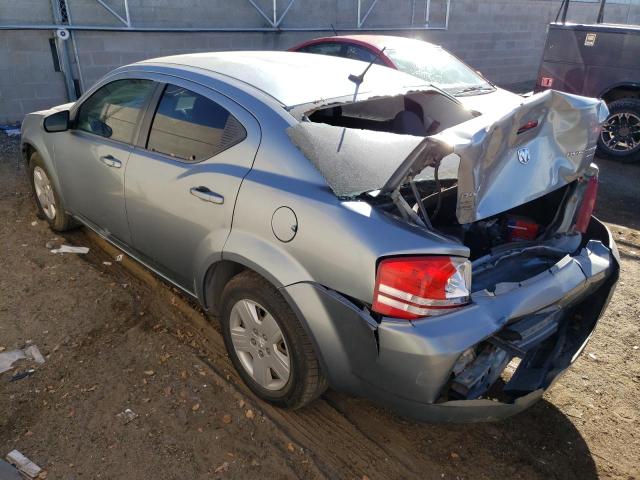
[{"left": 1, "top": 0, "right": 639, "bottom": 122}]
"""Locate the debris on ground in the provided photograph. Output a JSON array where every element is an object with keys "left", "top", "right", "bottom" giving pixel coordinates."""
[
  {"left": 116, "top": 409, "right": 139, "bottom": 425},
  {"left": 50, "top": 245, "right": 89, "bottom": 255},
  {"left": 10, "top": 369, "right": 36, "bottom": 382},
  {"left": 0, "top": 123, "right": 21, "bottom": 138},
  {"left": 115, "top": 254, "right": 123, "bottom": 262},
  {"left": 5, "top": 450, "right": 43, "bottom": 478},
  {"left": 0, "top": 345, "right": 45, "bottom": 374}
]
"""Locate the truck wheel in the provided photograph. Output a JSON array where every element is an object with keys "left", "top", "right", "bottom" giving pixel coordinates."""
[
  {"left": 597, "top": 98, "right": 640, "bottom": 163},
  {"left": 220, "top": 270, "right": 327, "bottom": 409},
  {"left": 28, "top": 152, "right": 77, "bottom": 231}
]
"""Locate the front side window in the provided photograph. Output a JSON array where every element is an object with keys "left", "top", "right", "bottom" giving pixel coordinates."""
[
  {"left": 146, "top": 85, "right": 246, "bottom": 162},
  {"left": 76, "top": 79, "right": 155, "bottom": 144}
]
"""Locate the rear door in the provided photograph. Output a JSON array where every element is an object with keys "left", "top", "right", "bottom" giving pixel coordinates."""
[
  {"left": 124, "top": 77, "right": 260, "bottom": 292},
  {"left": 53, "top": 78, "right": 156, "bottom": 243}
]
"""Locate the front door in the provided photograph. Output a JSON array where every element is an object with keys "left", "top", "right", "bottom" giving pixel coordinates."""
[
  {"left": 124, "top": 79, "right": 260, "bottom": 292},
  {"left": 53, "top": 78, "right": 156, "bottom": 243}
]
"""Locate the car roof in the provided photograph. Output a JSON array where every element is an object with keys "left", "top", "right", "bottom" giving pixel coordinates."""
[
  {"left": 136, "top": 51, "right": 426, "bottom": 108},
  {"left": 301, "top": 35, "right": 442, "bottom": 51}
]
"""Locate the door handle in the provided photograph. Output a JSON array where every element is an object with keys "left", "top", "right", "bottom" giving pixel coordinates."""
[
  {"left": 189, "top": 186, "right": 224, "bottom": 204},
  {"left": 99, "top": 155, "right": 122, "bottom": 168}
]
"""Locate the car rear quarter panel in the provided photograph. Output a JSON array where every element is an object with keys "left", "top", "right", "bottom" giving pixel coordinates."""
[{"left": 223, "top": 117, "right": 468, "bottom": 305}]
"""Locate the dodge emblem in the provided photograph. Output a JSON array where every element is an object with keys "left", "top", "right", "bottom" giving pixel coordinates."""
[{"left": 517, "top": 147, "right": 531, "bottom": 165}]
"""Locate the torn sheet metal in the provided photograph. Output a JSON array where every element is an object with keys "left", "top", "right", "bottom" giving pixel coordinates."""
[
  {"left": 289, "top": 89, "right": 608, "bottom": 224},
  {"left": 444, "top": 90, "right": 608, "bottom": 223}
]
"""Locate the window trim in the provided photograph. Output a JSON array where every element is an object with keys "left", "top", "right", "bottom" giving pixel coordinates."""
[
  {"left": 72, "top": 78, "right": 158, "bottom": 147},
  {"left": 138, "top": 81, "right": 248, "bottom": 165}
]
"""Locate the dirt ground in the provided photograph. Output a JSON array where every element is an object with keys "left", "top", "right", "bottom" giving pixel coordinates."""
[{"left": 0, "top": 134, "right": 638, "bottom": 479}]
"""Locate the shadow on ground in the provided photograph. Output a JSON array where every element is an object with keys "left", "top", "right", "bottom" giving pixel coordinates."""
[
  {"left": 596, "top": 157, "right": 640, "bottom": 230},
  {"left": 323, "top": 390, "right": 598, "bottom": 479}
]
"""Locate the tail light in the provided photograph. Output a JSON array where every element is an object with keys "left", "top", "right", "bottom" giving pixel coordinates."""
[
  {"left": 372, "top": 256, "right": 471, "bottom": 320},
  {"left": 574, "top": 176, "right": 598, "bottom": 233}
]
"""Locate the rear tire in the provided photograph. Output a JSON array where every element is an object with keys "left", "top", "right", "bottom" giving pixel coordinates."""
[
  {"left": 28, "top": 151, "right": 77, "bottom": 232},
  {"left": 597, "top": 98, "right": 640, "bottom": 163},
  {"left": 221, "top": 271, "right": 327, "bottom": 409}
]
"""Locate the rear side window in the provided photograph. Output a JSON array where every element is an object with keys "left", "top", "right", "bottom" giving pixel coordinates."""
[
  {"left": 343, "top": 44, "right": 385, "bottom": 65},
  {"left": 76, "top": 79, "right": 155, "bottom": 144},
  {"left": 299, "top": 42, "right": 344, "bottom": 57},
  {"left": 146, "top": 84, "right": 246, "bottom": 162}
]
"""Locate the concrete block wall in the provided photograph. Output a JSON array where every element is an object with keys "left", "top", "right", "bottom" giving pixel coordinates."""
[
  {"left": 1, "top": 0, "right": 640, "bottom": 122},
  {"left": 0, "top": 30, "right": 69, "bottom": 123}
]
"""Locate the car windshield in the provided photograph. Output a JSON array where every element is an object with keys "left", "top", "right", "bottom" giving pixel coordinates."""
[{"left": 384, "top": 44, "right": 494, "bottom": 95}]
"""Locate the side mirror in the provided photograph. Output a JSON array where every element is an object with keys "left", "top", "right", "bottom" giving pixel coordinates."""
[{"left": 43, "top": 110, "right": 70, "bottom": 133}]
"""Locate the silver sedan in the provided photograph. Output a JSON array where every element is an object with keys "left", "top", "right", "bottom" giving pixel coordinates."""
[{"left": 21, "top": 51, "right": 619, "bottom": 421}]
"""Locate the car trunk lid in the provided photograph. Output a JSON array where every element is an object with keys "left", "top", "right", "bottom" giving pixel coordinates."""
[{"left": 380, "top": 89, "right": 608, "bottom": 223}]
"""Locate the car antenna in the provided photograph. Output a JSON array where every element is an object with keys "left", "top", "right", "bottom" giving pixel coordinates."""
[
  {"left": 348, "top": 46, "right": 386, "bottom": 102},
  {"left": 330, "top": 23, "right": 338, "bottom": 36}
]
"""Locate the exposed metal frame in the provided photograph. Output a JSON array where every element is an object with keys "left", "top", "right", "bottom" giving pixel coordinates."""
[
  {"left": 95, "top": 0, "right": 131, "bottom": 27},
  {"left": 1, "top": 0, "right": 451, "bottom": 31}
]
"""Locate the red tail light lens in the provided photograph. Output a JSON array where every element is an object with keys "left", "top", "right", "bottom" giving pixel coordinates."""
[
  {"left": 517, "top": 120, "right": 539, "bottom": 134},
  {"left": 372, "top": 256, "right": 471, "bottom": 320},
  {"left": 575, "top": 176, "right": 598, "bottom": 233}
]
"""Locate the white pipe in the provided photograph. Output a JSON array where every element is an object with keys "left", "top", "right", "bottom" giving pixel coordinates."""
[
  {"left": 124, "top": 0, "right": 131, "bottom": 27},
  {"left": 445, "top": 0, "right": 451, "bottom": 29}
]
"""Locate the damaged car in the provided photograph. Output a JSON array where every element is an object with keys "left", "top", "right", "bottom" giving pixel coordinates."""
[{"left": 21, "top": 51, "right": 619, "bottom": 422}]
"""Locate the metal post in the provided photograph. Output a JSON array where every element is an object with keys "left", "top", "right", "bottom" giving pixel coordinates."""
[
  {"left": 596, "top": 0, "right": 607, "bottom": 23},
  {"left": 425, "top": 0, "right": 431, "bottom": 26},
  {"left": 558, "top": 0, "right": 570, "bottom": 24},
  {"left": 124, "top": 0, "right": 131, "bottom": 27},
  {"left": 445, "top": 0, "right": 450, "bottom": 29},
  {"left": 49, "top": 0, "right": 77, "bottom": 101}
]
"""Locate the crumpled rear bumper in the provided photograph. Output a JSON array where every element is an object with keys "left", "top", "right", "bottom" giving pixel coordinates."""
[{"left": 281, "top": 217, "right": 619, "bottom": 422}]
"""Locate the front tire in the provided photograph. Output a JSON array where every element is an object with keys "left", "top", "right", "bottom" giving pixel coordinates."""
[
  {"left": 221, "top": 271, "right": 327, "bottom": 409},
  {"left": 28, "top": 151, "right": 76, "bottom": 231},
  {"left": 597, "top": 98, "right": 640, "bottom": 163}
]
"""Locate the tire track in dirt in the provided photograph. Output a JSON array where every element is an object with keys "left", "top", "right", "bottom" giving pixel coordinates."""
[{"left": 81, "top": 230, "right": 419, "bottom": 480}]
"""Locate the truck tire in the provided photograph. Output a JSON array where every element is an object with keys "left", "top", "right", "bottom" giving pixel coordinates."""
[
  {"left": 597, "top": 98, "right": 640, "bottom": 163},
  {"left": 220, "top": 270, "right": 328, "bottom": 409}
]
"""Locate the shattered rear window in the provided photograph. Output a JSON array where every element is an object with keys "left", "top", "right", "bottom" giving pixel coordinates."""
[{"left": 287, "top": 90, "right": 472, "bottom": 197}]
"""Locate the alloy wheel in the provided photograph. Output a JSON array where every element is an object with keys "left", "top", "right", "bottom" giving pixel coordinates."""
[
  {"left": 229, "top": 299, "right": 291, "bottom": 391},
  {"left": 33, "top": 166, "right": 57, "bottom": 220},
  {"left": 600, "top": 112, "right": 640, "bottom": 152}
]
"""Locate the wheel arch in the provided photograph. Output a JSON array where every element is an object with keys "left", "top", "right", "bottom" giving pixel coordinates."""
[
  {"left": 199, "top": 255, "right": 334, "bottom": 378},
  {"left": 600, "top": 83, "right": 640, "bottom": 103}
]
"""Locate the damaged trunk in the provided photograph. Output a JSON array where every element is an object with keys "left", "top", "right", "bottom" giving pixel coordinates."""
[{"left": 289, "top": 87, "right": 611, "bottom": 404}]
